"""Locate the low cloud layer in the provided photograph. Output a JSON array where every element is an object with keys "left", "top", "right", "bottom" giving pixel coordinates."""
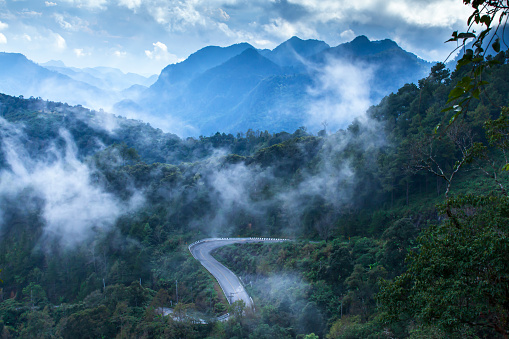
[
  {"left": 0, "top": 118, "right": 143, "bottom": 248},
  {"left": 306, "top": 57, "right": 374, "bottom": 132}
]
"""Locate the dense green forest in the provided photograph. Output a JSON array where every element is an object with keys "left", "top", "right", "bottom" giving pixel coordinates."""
[{"left": 0, "top": 33, "right": 509, "bottom": 339}]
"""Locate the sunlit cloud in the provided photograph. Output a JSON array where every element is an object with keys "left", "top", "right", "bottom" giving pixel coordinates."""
[
  {"left": 0, "top": 21, "right": 8, "bottom": 30},
  {"left": 45, "top": 1, "right": 57, "bottom": 6},
  {"left": 145, "top": 41, "right": 179, "bottom": 62},
  {"left": 340, "top": 29, "right": 355, "bottom": 41},
  {"left": 0, "top": 33, "right": 6, "bottom": 44}
]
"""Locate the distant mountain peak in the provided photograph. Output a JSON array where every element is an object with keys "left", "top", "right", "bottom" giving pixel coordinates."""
[
  {"left": 327, "top": 35, "right": 402, "bottom": 57},
  {"left": 267, "top": 36, "right": 330, "bottom": 67},
  {"left": 153, "top": 42, "right": 255, "bottom": 88},
  {"left": 40, "top": 59, "right": 66, "bottom": 68},
  {"left": 352, "top": 35, "right": 370, "bottom": 43}
]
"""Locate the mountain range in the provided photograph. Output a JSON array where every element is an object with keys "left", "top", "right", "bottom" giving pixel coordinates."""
[
  {"left": 0, "top": 53, "right": 156, "bottom": 110},
  {"left": 127, "top": 35, "right": 431, "bottom": 136},
  {"left": 0, "top": 35, "right": 432, "bottom": 136}
]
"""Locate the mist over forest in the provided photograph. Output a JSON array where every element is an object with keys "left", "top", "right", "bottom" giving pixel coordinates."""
[{"left": 1, "top": 1, "right": 509, "bottom": 337}]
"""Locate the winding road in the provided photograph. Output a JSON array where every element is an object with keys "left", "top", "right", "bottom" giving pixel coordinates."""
[{"left": 189, "top": 238, "right": 288, "bottom": 309}]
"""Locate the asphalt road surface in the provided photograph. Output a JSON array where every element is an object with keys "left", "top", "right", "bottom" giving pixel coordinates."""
[{"left": 189, "top": 238, "right": 288, "bottom": 309}]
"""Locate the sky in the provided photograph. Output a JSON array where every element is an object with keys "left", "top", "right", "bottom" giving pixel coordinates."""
[{"left": 0, "top": 0, "right": 472, "bottom": 75}]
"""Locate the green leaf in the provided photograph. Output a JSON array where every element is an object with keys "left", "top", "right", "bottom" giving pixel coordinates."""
[
  {"left": 472, "top": 88, "right": 480, "bottom": 99},
  {"left": 458, "top": 32, "right": 476, "bottom": 39},
  {"left": 449, "top": 87, "right": 465, "bottom": 99},
  {"left": 468, "top": 13, "right": 476, "bottom": 26},
  {"left": 492, "top": 38, "right": 500, "bottom": 53},
  {"left": 480, "top": 15, "right": 491, "bottom": 26},
  {"left": 449, "top": 112, "right": 460, "bottom": 125},
  {"left": 487, "top": 60, "right": 501, "bottom": 66},
  {"left": 457, "top": 57, "right": 472, "bottom": 68},
  {"left": 434, "top": 123, "right": 441, "bottom": 134},
  {"left": 503, "top": 163, "right": 509, "bottom": 171}
]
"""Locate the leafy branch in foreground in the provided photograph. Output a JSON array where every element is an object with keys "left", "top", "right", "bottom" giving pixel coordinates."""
[{"left": 439, "top": 0, "right": 509, "bottom": 130}]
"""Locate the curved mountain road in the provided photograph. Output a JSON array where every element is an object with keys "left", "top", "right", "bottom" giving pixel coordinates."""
[{"left": 189, "top": 238, "right": 288, "bottom": 310}]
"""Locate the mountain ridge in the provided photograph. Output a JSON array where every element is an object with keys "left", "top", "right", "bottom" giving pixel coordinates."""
[{"left": 133, "top": 35, "right": 431, "bottom": 136}]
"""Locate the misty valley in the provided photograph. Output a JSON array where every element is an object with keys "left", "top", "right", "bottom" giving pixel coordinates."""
[{"left": 1, "top": 8, "right": 509, "bottom": 338}]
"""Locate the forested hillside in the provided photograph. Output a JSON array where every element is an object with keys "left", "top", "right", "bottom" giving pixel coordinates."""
[{"left": 0, "top": 47, "right": 508, "bottom": 338}]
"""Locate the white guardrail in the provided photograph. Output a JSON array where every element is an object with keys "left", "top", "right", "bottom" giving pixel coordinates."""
[{"left": 188, "top": 237, "right": 291, "bottom": 258}]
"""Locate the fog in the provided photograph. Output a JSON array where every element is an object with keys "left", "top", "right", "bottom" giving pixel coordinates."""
[
  {"left": 306, "top": 57, "right": 375, "bottom": 132},
  {"left": 0, "top": 118, "right": 144, "bottom": 248}
]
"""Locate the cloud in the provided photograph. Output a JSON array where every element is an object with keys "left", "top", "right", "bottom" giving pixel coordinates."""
[
  {"left": 19, "top": 10, "right": 43, "bottom": 17},
  {"left": 118, "top": 0, "right": 142, "bottom": 10},
  {"left": 0, "top": 21, "right": 8, "bottom": 30},
  {"left": 54, "top": 33, "right": 67, "bottom": 49},
  {"left": 0, "top": 119, "right": 144, "bottom": 248},
  {"left": 45, "top": 1, "right": 57, "bottom": 6},
  {"left": 73, "top": 48, "right": 90, "bottom": 57},
  {"left": 262, "top": 17, "right": 317, "bottom": 40},
  {"left": 113, "top": 50, "right": 126, "bottom": 57},
  {"left": 340, "top": 29, "right": 355, "bottom": 41},
  {"left": 53, "top": 13, "right": 89, "bottom": 31},
  {"left": 218, "top": 8, "right": 230, "bottom": 21},
  {"left": 0, "top": 33, "right": 6, "bottom": 44},
  {"left": 306, "top": 57, "right": 374, "bottom": 131},
  {"left": 60, "top": 0, "right": 108, "bottom": 10},
  {"left": 22, "top": 33, "right": 31, "bottom": 41},
  {"left": 54, "top": 13, "right": 73, "bottom": 30},
  {"left": 148, "top": 1, "right": 206, "bottom": 31},
  {"left": 145, "top": 41, "right": 179, "bottom": 62}
]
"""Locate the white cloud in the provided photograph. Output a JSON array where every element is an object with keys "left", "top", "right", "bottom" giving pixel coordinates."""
[
  {"left": 147, "top": 1, "right": 206, "bottom": 32},
  {"left": 0, "top": 122, "right": 144, "bottom": 248},
  {"left": 54, "top": 33, "right": 66, "bottom": 49},
  {"left": 0, "top": 21, "right": 8, "bottom": 30},
  {"left": 145, "top": 41, "right": 179, "bottom": 62},
  {"left": 54, "top": 13, "right": 73, "bottom": 30},
  {"left": 53, "top": 13, "right": 88, "bottom": 31},
  {"left": 340, "top": 29, "right": 355, "bottom": 41},
  {"left": 61, "top": 0, "right": 108, "bottom": 10},
  {"left": 254, "top": 39, "right": 273, "bottom": 47},
  {"left": 0, "top": 33, "right": 6, "bottom": 44},
  {"left": 263, "top": 17, "right": 317, "bottom": 40},
  {"left": 306, "top": 57, "right": 374, "bottom": 130},
  {"left": 118, "top": 0, "right": 142, "bottom": 10},
  {"left": 113, "top": 50, "right": 126, "bottom": 57},
  {"left": 217, "top": 8, "right": 230, "bottom": 21},
  {"left": 73, "top": 48, "right": 90, "bottom": 57},
  {"left": 45, "top": 1, "right": 57, "bottom": 6},
  {"left": 23, "top": 33, "right": 31, "bottom": 41},
  {"left": 19, "top": 10, "right": 42, "bottom": 17},
  {"left": 385, "top": 0, "right": 470, "bottom": 27}
]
